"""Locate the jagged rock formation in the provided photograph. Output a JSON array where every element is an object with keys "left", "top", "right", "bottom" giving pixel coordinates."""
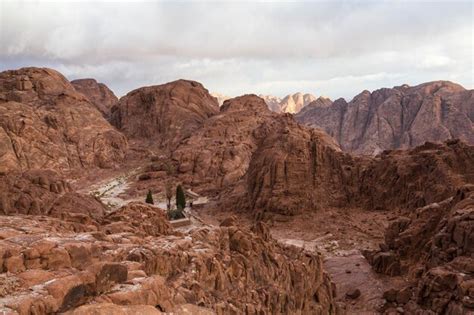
[
  {"left": 238, "top": 137, "right": 473, "bottom": 217},
  {"left": 111, "top": 80, "right": 219, "bottom": 149},
  {"left": 0, "top": 210, "right": 337, "bottom": 314},
  {"left": 356, "top": 140, "right": 474, "bottom": 211},
  {"left": 364, "top": 185, "right": 474, "bottom": 314},
  {"left": 259, "top": 93, "right": 317, "bottom": 113},
  {"left": 0, "top": 67, "right": 127, "bottom": 173},
  {"left": 243, "top": 115, "right": 346, "bottom": 216},
  {"left": 168, "top": 95, "right": 277, "bottom": 194},
  {"left": 71, "top": 78, "right": 118, "bottom": 118},
  {"left": 0, "top": 170, "right": 106, "bottom": 222},
  {"left": 295, "top": 81, "right": 474, "bottom": 155}
]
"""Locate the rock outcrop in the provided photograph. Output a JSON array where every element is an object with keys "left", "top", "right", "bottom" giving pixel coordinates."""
[
  {"left": 356, "top": 140, "right": 474, "bottom": 211},
  {"left": 110, "top": 80, "right": 219, "bottom": 149},
  {"left": 295, "top": 81, "right": 474, "bottom": 155},
  {"left": 365, "top": 185, "right": 474, "bottom": 314},
  {"left": 168, "top": 95, "right": 277, "bottom": 194},
  {"left": 0, "top": 67, "right": 127, "bottom": 173},
  {"left": 0, "top": 211, "right": 337, "bottom": 314},
  {"left": 71, "top": 78, "right": 118, "bottom": 118},
  {"left": 0, "top": 170, "right": 106, "bottom": 222},
  {"left": 243, "top": 114, "right": 346, "bottom": 216}
]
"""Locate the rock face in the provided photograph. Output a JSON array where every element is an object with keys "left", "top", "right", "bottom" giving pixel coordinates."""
[
  {"left": 243, "top": 114, "right": 345, "bottom": 216},
  {"left": 355, "top": 140, "right": 474, "bottom": 211},
  {"left": 238, "top": 137, "right": 473, "bottom": 218},
  {"left": 0, "top": 67, "right": 127, "bottom": 173},
  {"left": 0, "top": 170, "right": 106, "bottom": 222},
  {"left": 259, "top": 93, "right": 317, "bottom": 113},
  {"left": 71, "top": 78, "right": 118, "bottom": 118},
  {"left": 0, "top": 209, "right": 337, "bottom": 314},
  {"left": 111, "top": 80, "right": 219, "bottom": 149},
  {"left": 295, "top": 81, "right": 474, "bottom": 154},
  {"left": 169, "top": 95, "right": 277, "bottom": 194},
  {"left": 365, "top": 185, "right": 474, "bottom": 314}
]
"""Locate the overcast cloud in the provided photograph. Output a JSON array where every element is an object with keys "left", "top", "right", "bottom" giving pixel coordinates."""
[{"left": 0, "top": 0, "right": 472, "bottom": 100}]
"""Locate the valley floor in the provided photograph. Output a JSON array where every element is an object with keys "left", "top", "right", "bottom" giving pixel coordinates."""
[{"left": 78, "top": 169, "right": 409, "bottom": 314}]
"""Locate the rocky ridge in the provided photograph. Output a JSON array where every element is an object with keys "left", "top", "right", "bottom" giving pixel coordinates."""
[
  {"left": 364, "top": 185, "right": 474, "bottom": 314},
  {"left": 71, "top": 78, "right": 119, "bottom": 118},
  {"left": 296, "top": 81, "right": 474, "bottom": 154},
  {"left": 111, "top": 80, "right": 219, "bottom": 150},
  {"left": 0, "top": 67, "right": 127, "bottom": 173}
]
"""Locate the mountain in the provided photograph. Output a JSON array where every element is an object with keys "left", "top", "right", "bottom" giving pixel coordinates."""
[
  {"left": 258, "top": 94, "right": 282, "bottom": 112},
  {"left": 1, "top": 67, "right": 473, "bottom": 314},
  {"left": 259, "top": 92, "right": 317, "bottom": 113},
  {"left": 296, "top": 81, "right": 474, "bottom": 155},
  {"left": 71, "top": 78, "right": 118, "bottom": 118},
  {"left": 0, "top": 67, "right": 127, "bottom": 173},
  {"left": 279, "top": 92, "right": 317, "bottom": 113},
  {"left": 111, "top": 79, "right": 219, "bottom": 149}
]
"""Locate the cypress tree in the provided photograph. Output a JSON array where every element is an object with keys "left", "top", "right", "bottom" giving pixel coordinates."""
[
  {"left": 145, "top": 189, "right": 154, "bottom": 204},
  {"left": 176, "top": 185, "right": 186, "bottom": 210}
]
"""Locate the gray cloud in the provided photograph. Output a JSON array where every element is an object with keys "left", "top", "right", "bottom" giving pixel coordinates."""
[{"left": 0, "top": 0, "right": 472, "bottom": 100}]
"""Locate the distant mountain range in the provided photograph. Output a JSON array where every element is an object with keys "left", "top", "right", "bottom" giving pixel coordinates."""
[
  {"left": 212, "top": 92, "right": 319, "bottom": 114},
  {"left": 295, "top": 81, "right": 474, "bottom": 155}
]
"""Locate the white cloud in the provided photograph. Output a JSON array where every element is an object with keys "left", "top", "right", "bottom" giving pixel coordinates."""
[{"left": 0, "top": 0, "right": 472, "bottom": 100}]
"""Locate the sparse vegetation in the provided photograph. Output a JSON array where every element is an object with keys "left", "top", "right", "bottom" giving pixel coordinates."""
[
  {"left": 167, "top": 205, "right": 185, "bottom": 220},
  {"left": 145, "top": 189, "right": 154, "bottom": 204}
]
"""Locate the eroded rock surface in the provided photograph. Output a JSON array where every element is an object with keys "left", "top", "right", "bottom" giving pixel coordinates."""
[
  {"left": 0, "top": 67, "right": 127, "bottom": 172},
  {"left": 71, "top": 78, "right": 118, "bottom": 118},
  {"left": 0, "top": 212, "right": 337, "bottom": 314},
  {"left": 110, "top": 79, "right": 219, "bottom": 149},
  {"left": 169, "top": 95, "right": 276, "bottom": 194},
  {"left": 296, "top": 81, "right": 474, "bottom": 154},
  {"left": 365, "top": 185, "right": 474, "bottom": 313},
  {"left": 0, "top": 170, "right": 105, "bottom": 223}
]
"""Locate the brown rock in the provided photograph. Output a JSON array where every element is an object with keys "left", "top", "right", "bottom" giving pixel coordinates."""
[
  {"left": 71, "top": 78, "right": 118, "bottom": 118},
  {"left": 345, "top": 288, "right": 361, "bottom": 299},
  {"left": 296, "top": 81, "right": 474, "bottom": 154},
  {"left": 0, "top": 67, "right": 127, "bottom": 173},
  {"left": 111, "top": 79, "right": 218, "bottom": 149}
]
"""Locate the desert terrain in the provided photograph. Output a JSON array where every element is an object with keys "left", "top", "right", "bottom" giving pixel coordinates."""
[{"left": 0, "top": 67, "right": 472, "bottom": 315}]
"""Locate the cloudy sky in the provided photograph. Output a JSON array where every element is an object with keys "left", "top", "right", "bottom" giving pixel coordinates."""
[{"left": 1, "top": 0, "right": 472, "bottom": 100}]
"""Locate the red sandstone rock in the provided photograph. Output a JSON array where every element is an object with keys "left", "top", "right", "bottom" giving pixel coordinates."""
[
  {"left": 0, "top": 67, "right": 127, "bottom": 172},
  {"left": 296, "top": 81, "right": 474, "bottom": 154},
  {"left": 110, "top": 79, "right": 218, "bottom": 149},
  {"left": 71, "top": 78, "right": 118, "bottom": 118}
]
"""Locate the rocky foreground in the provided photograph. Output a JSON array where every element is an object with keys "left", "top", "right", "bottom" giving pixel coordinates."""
[
  {"left": 0, "top": 67, "right": 473, "bottom": 314},
  {"left": 0, "top": 199, "right": 336, "bottom": 314}
]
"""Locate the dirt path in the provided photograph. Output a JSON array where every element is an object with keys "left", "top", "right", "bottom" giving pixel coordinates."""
[{"left": 271, "top": 207, "right": 408, "bottom": 314}]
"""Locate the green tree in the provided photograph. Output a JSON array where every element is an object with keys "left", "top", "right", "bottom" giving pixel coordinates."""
[
  {"left": 176, "top": 185, "right": 186, "bottom": 210},
  {"left": 145, "top": 189, "right": 154, "bottom": 204}
]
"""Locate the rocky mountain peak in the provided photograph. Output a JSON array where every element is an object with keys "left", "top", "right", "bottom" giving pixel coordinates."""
[{"left": 71, "top": 78, "right": 118, "bottom": 118}]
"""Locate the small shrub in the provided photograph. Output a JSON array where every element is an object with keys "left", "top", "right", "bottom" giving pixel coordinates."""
[{"left": 145, "top": 189, "right": 154, "bottom": 204}]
